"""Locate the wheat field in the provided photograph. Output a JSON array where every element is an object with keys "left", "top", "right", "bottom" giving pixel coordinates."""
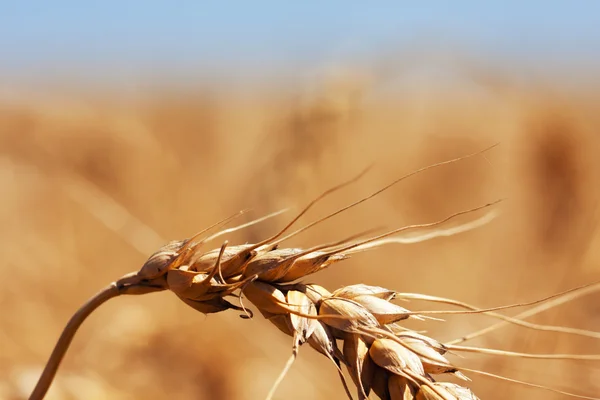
[{"left": 1, "top": 73, "right": 600, "bottom": 399}]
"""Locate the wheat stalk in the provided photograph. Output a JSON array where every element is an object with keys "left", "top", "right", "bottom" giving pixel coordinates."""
[{"left": 27, "top": 145, "right": 600, "bottom": 400}]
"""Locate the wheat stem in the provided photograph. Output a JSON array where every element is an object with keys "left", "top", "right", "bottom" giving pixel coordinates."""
[{"left": 29, "top": 283, "right": 121, "bottom": 400}]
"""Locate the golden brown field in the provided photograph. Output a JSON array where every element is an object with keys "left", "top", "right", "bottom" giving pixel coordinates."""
[{"left": 1, "top": 73, "right": 600, "bottom": 399}]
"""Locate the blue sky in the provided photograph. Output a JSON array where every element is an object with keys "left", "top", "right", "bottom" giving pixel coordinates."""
[{"left": 2, "top": 2, "right": 600, "bottom": 86}]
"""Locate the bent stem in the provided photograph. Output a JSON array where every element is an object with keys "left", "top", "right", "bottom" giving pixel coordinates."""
[{"left": 29, "top": 283, "right": 121, "bottom": 400}]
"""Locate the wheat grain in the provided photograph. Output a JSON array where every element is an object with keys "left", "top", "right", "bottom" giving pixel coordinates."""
[{"left": 27, "top": 145, "right": 600, "bottom": 400}]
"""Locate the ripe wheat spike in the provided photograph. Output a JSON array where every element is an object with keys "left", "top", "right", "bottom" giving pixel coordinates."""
[{"left": 27, "top": 145, "right": 600, "bottom": 400}]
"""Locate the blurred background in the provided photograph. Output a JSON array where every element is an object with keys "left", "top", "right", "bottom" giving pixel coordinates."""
[{"left": 1, "top": 2, "right": 600, "bottom": 399}]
